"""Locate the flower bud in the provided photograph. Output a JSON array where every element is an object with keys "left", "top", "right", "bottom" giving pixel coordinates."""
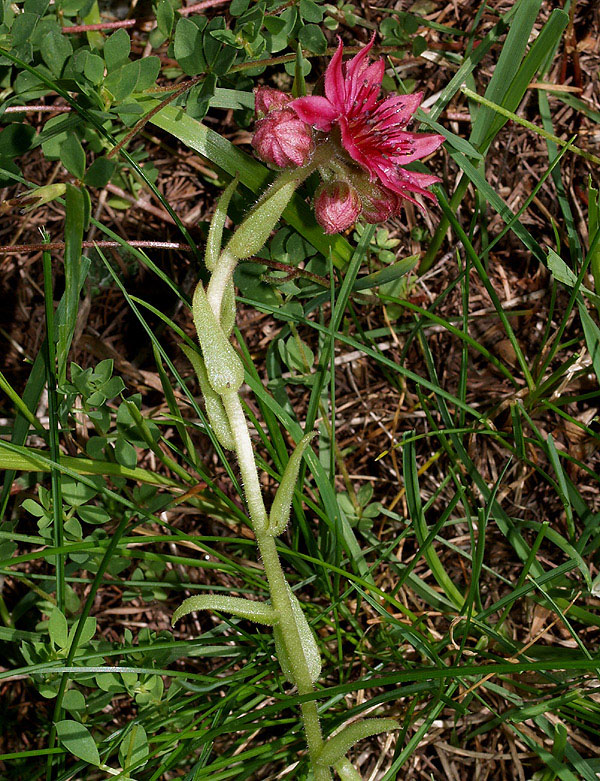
[
  {"left": 356, "top": 180, "right": 401, "bottom": 224},
  {"left": 254, "top": 86, "right": 291, "bottom": 118},
  {"left": 252, "top": 108, "right": 313, "bottom": 169},
  {"left": 314, "top": 181, "right": 361, "bottom": 234}
]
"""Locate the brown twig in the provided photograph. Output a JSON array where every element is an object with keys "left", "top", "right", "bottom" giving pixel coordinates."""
[
  {"left": 61, "top": 19, "right": 136, "bottom": 34},
  {"left": 107, "top": 76, "right": 203, "bottom": 160},
  {"left": 3, "top": 105, "right": 72, "bottom": 113},
  {"left": 247, "top": 257, "right": 329, "bottom": 287},
  {"left": 228, "top": 44, "right": 415, "bottom": 74},
  {"left": 0, "top": 241, "right": 192, "bottom": 255},
  {"left": 179, "top": 0, "right": 230, "bottom": 14},
  {"left": 0, "top": 241, "right": 329, "bottom": 286}
]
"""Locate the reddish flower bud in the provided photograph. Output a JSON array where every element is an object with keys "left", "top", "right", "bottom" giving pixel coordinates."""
[
  {"left": 358, "top": 181, "right": 402, "bottom": 224},
  {"left": 254, "top": 86, "right": 291, "bottom": 118},
  {"left": 314, "top": 181, "right": 362, "bottom": 234},
  {"left": 252, "top": 108, "right": 313, "bottom": 168}
]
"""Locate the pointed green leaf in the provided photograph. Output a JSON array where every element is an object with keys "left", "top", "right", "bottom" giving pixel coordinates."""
[
  {"left": 403, "top": 435, "right": 464, "bottom": 608},
  {"left": 579, "top": 302, "right": 600, "bottom": 386},
  {"left": 333, "top": 758, "right": 364, "bottom": 780},
  {"left": 274, "top": 582, "right": 321, "bottom": 683},
  {"left": 316, "top": 718, "right": 399, "bottom": 767},
  {"left": 206, "top": 175, "right": 239, "bottom": 271},
  {"left": 48, "top": 609, "right": 68, "bottom": 649},
  {"left": 0, "top": 441, "right": 178, "bottom": 487},
  {"left": 118, "top": 724, "right": 148, "bottom": 771},
  {"left": 192, "top": 282, "right": 244, "bottom": 394},
  {"left": 226, "top": 177, "right": 299, "bottom": 261},
  {"left": 172, "top": 595, "right": 276, "bottom": 625},
  {"left": 353, "top": 255, "right": 419, "bottom": 291},
  {"left": 483, "top": 9, "right": 568, "bottom": 148},
  {"left": 56, "top": 720, "right": 100, "bottom": 766},
  {"left": 470, "top": 0, "right": 542, "bottom": 149},
  {"left": 269, "top": 431, "right": 316, "bottom": 536},
  {"left": 180, "top": 343, "right": 235, "bottom": 450}
]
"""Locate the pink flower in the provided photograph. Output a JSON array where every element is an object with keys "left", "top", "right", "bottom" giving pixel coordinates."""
[
  {"left": 254, "top": 86, "right": 291, "bottom": 118},
  {"left": 252, "top": 108, "right": 314, "bottom": 168},
  {"left": 291, "top": 37, "right": 444, "bottom": 205},
  {"left": 314, "top": 181, "right": 362, "bottom": 234}
]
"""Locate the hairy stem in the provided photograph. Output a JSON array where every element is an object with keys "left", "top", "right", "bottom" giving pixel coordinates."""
[
  {"left": 220, "top": 391, "right": 330, "bottom": 776},
  {"left": 195, "top": 153, "right": 350, "bottom": 779},
  {"left": 206, "top": 146, "right": 331, "bottom": 319}
]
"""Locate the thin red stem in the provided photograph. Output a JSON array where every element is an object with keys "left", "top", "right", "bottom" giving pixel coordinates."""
[
  {"left": 179, "top": 0, "right": 229, "bottom": 14},
  {"left": 0, "top": 242, "right": 329, "bottom": 285},
  {"left": 61, "top": 19, "right": 136, "bottom": 34},
  {"left": 3, "top": 105, "right": 72, "bottom": 113},
  {"left": 0, "top": 241, "right": 189, "bottom": 254}
]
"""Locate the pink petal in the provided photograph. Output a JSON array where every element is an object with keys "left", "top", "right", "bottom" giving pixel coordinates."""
[
  {"left": 350, "top": 60, "right": 384, "bottom": 114},
  {"left": 398, "top": 169, "right": 440, "bottom": 188},
  {"left": 290, "top": 96, "right": 338, "bottom": 131},
  {"left": 397, "top": 133, "right": 445, "bottom": 163},
  {"left": 378, "top": 165, "right": 440, "bottom": 201},
  {"left": 324, "top": 37, "right": 346, "bottom": 112},
  {"left": 344, "top": 35, "right": 377, "bottom": 104},
  {"left": 374, "top": 92, "right": 423, "bottom": 129},
  {"left": 338, "top": 116, "right": 374, "bottom": 173}
]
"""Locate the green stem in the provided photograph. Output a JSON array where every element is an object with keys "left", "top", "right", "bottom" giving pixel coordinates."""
[
  {"left": 206, "top": 249, "right": 237, "bottom": 322},
  {"left": 194, "top": 146, "right": 350, "bottom": 779},
  {"left": 219, "top": 389, "right": 329, "bottom": 777},
  {"left": 220, "top": 392, "right": 268, "bottom": 533},
  {"left": 206, "top": 147, "right": 330, "bottom": 319},
  {"left": 42, "top": 244, "right": 64, "bottom": 614}
]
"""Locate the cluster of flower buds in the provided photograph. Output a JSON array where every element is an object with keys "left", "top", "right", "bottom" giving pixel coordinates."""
[
  {"left": 251, "top": 37, "right": 445, "bottom": 235},
  {"left": 252, "top": 87, "right": 314, "bottom": 170}
]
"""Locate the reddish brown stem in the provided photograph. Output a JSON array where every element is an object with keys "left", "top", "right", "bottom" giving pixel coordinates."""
[
  {"left": 179, "top": 0, "right": 229, "bottom": 14},
  {"left": 0, "top": 242, "right": 329, "bottom": 286},
  {"left": 61, "top": 19, "right": 136, "bottom": 34},
  {"left": 0, "top": 241, "right": 191, "bottom": 255},
  {"left": 3, "top": 105, "right": 72, "bottom": 113},
  {"left": 107, "top": 76, "right": 203, "bottom": 160}
]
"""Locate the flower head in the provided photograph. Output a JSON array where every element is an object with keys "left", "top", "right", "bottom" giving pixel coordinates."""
[
  {"left": 314, "top": 181, "right": 362, "bottom": 234},
  {"left": 291, "top": 37, "right": 444, "bottom": 205},
  {"left": 252, "top": 107, "right": 314, "bottom": 169}
]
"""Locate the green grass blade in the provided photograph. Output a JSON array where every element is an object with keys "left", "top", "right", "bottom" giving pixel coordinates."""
[
  {"left": 470, "top": 0, "right": 543, "bottom": 149},
  {"left": 402, "top": 434, "right": 464, "bottom": 608},
  {"left": 42, "top": 241, "right": 65, "bottom": 613}
]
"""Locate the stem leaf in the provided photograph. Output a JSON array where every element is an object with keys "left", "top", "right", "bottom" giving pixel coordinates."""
[
  {"left": 226, "top": 177, "right": 299, "bottom": 261},
  {"left": 316, "top": 718, "right": 399, "bottom": 767},
  {"left": 269, "top": 431, "right": 317, "bottom": 536},
  {"left": 274, "top": 582, "right": 321, "bottom": 683},
  {"left": 192, "top": 281, "right": 244, "bottom": 394},
  {"left": 181, "top": 344, "right": 236, "bottom": 450},
  {"left": 172, "top": 595, "right": 276, "bottom": 625},
  {"left": 206, "top": 174, "right": 239, "bottom": 272}
]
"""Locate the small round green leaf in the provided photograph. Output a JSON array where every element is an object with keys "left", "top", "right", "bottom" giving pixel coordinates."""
[{"left": 298, "top": 23, "right": 327, "bottom": 54}]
